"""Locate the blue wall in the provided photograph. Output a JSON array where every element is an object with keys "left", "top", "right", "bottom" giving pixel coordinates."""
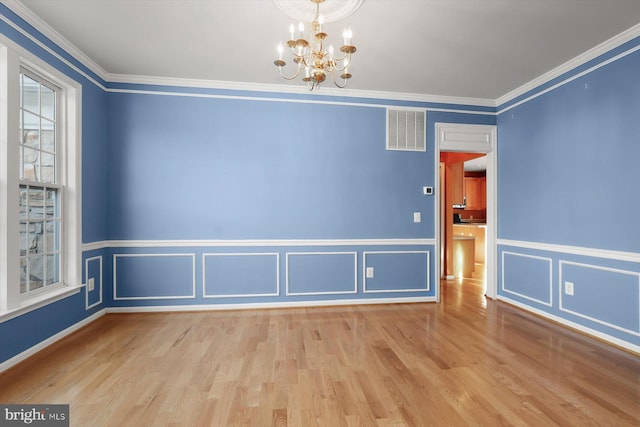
[
  {"left": 497, "top": 38, "right": 640, "bottom": 347},
  {"left": 102, "top": 89, "right": 495, "bottom": 311},
  {"left": 106, "top": 94, "right": 434, "bottom": 240}
]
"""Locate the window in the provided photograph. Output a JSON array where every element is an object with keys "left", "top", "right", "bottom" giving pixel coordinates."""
[
  {"left": 19, "top": 71, "right": 62, "bottom": 296},
  {"left": 0, "top": 38, "right": 82, "bottom": 319}
]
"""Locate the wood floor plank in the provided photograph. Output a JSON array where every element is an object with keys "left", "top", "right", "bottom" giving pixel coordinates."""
[{"left": 1, "top": 275, "right": 639, "bottom": 426}]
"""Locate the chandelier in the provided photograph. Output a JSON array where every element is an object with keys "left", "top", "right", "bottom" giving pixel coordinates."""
[{"left": 273, "top": 0, "right": 356, "bottom": 91}]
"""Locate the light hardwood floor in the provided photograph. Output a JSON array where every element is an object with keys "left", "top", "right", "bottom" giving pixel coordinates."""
[{"left": 1, "top": 272, "right": 639, "bottom": 426}]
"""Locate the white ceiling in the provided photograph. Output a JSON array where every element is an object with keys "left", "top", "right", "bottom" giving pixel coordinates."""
[{"left": 12, "top": 0, "right": 640, "bottom": 101}]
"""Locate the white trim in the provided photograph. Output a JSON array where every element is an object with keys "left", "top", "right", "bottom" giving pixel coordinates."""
[
  {"left": 0, "top": 284, "right": 83, "bottom": 324},
  {"left": 497, "top": 239, "right": 640, "bottom": 264},
  {"left": 202, "top": 252, "right": 280, "bottom": 298},
  {"left": 559, "top": 260, "right": 640, "bottom": 336},
  {"left": 501, "top": 251, "right": 553, "bottom": 307},
  {"left": 106, "top": 87, "right": 495, "bottom": 115},
  {"left": 498, "top": 296, "right": 640, "bottom": 355},
  {"left": 82, "top": 241, "right": 107, "bottom": 252},
  {"left": 98, "top": 238, "right": 435, "bottom": 248},
  {"left": 84, "top": 255, "right": 103, "bottom": 310},
  {"left": 285, "top": 252, "right": 358, "bottom": 296},
  {"left": 0, "top": 44, "right": 20, "bottom": 312},
  {"left": 435, "top": 123, "right": 495, "bottom": 153},
  {"left": 0, "top": 308, "right": 106, "bottom": 373},
  {"left": 113, "top": 253, "right": 196, "bottom": 300},
  {"left": 496, "top": 23, "right": 640, "bottom": 108},
  {"left": 108, "top": 73, "right": 496, "bottom": 108},
  {"left": 435, "top": 122, "right": 498, "bottom": 300},
  {"left": 107, "top": 296, "right": 437, "bottom": 313},
  {"left": 362, "top": 250, "right": 430, "bottom": 293}
]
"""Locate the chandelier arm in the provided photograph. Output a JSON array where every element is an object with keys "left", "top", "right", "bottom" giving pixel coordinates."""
[
  {"left": 327, "top": 67, "right": 346, "bottom": 89},
  {"left": 277, "top": 63, "right": 305, "bottom": 81},
  {"left": 328, "top": 52, "right": 348, "bottom": 62},
  {"left": 332, "top": 60, "right": 350, "bottom": 72}
]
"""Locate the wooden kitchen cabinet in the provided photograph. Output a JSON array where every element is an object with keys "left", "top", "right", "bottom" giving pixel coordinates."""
[
  {"left": 464, "top": 177, "right": 486, "bottom": 210},
  {"left": 450, "top": 162, "right": 465, "bottom": 206}
]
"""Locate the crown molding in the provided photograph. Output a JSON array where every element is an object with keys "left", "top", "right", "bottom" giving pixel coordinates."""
[
  {"left": 5, "top": 0, "right": 639, "bottom": 110},
  {"left": 3, "top": 0, "right": 109, "bottom": 82},
  {"left": 107, "top": 73, "right": 496, "bottom": 108},
  {"left": 496, "top": 22, "right": 640, "bottom": 108}
]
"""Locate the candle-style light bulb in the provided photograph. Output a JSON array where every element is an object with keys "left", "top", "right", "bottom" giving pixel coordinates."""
[
  {"left": 343, "top": 28, "right": 352, "bottom": 45},
  {"left": 318, "top": 15, "right": 324, "bottom": 32},
  {"left": 289, "top": 24, "right": 295, "bottom": 40},
  {"left": 298, "top": 22, "right": 304, "bottom": 38},
  {"left": 277, "top": 43, "right": 284, "bottom": 60}
]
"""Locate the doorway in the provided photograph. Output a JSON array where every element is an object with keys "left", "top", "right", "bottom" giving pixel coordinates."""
[{"left": 434, "top": 123, "right": 497, "bottom": 303}]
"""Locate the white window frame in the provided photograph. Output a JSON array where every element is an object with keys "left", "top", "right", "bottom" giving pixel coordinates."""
[{"left": 0, "top": 36, "right": 82, "bottom": 322}]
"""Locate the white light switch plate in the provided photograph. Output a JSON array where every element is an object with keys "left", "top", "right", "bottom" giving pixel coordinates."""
[
  {"left": 413, "top": 212, "right": 421, "bottom": 223},
  {"left": 88, "top": 277, "right": 95, "bottom": 292},
  {"left": 366, "top": 267, "right": 374, "bottom": 278},
  {"left": 564, "top": 281, "right": 574, "bottom": 296}
]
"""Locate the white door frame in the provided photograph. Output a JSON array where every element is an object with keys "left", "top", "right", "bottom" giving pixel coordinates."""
[{"left": 434, "top": 123, "right": 497, "bottom": 302}]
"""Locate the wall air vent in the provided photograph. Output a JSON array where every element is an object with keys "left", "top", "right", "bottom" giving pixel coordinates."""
[{"left": 386, "top": 108, "right": 426, "bottom": 151}]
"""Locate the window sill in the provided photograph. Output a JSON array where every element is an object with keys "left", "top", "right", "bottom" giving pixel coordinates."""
[{"left": 0, "top": 284, "right": 83, "bottom": 324}]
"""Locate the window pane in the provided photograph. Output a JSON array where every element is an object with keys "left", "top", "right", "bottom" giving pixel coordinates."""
[
  {"left": 41, "top": 152, "right": 55, "bottom": 183},
  {"left": 41, "top": 122, "right": 55, "bottom": 153},
  {"left": 19, "top": 187, "right": 28, "bottom": 220},
  {"left": 45, "top": 254, "right": 58, "bottom": 285},
  {"left": 45, "top": 190, "right": 58, "bottom": 218},
  {"left": 45, "top": 220, "right": 59, "bottom": 252},
  {"left": 27, "top": 188, "right": 45, "bottom": 219},
  {"left": 20, "top": 257, "right": 27, "bottom": 294},
  {"left": 28, "top": 221, "right": 44, "bottom": 255},
  {"left": 22, "top": 147, "right": 39, "bottom": 181},
  {"left": 41, "top": 84, "right": 55, "bottom": 120},
  {"left": 21, "top": 75, "right": 39, "bottom": 113},
  {"left": 19, "top": 222, "right": 27, "bottom": 255},
  {"left": 29, "top": 256, "right": 44, "bottom": 291},
  {"left": 22, "top": 113, "right": 40, "bottom": 148}
]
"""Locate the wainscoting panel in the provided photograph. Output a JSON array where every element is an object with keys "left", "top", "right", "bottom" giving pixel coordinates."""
[
  {"left": 114, "top": 254, "right": 196, "bottom": 300},
  {"left": 501, "top": 251, "right": 553, "bottom": 306},
  {"left": 363, "top": 251, "right": 429, "bottom": 293},
  {"left": 559, "top": 261, "right": 640, "bottom": 335},
  {"left": 85, "top": 256, "right": 103, "bottom": 310},
  {"left": 203, "top": 253, "right": 279, "bottom": 298},
  {"left": 286, "top": 252, "right": 357, "bottom": 296}
]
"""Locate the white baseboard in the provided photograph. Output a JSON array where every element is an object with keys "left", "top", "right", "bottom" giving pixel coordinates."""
[
  {"left": 0, "top": 309, "right": 106, "bottom": 373},
  {"left": 107, "top": 296, "right": 437, "bottom": 314},
  {"left": 497, "top": 296, "right": 640, "bottom": 354}
]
